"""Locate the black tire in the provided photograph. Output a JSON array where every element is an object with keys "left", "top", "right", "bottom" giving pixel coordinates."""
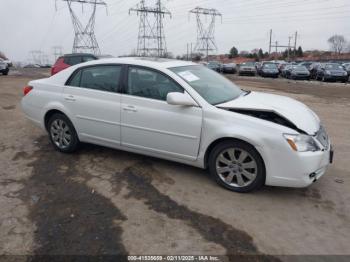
[
  {"left": 208, "top": 140, "right": 265, "bottom": 193},
  {"left": 47, "top": 113, "right": 79, "bottom": 153}
]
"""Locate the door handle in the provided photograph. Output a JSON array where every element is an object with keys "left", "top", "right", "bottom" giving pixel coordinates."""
[
  {"left": 123, "top": 105, "right": 137, "bottom": 112},
  {"left": 65, "top": 95, "right": 76, "bottom": 102}
]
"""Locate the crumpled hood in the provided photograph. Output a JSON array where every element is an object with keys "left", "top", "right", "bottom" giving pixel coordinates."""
[{"left": 217, "top": 91, "right": 320, "bottom": 134}]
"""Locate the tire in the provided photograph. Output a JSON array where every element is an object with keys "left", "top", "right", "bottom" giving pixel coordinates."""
[
  {"left": 208, "top": 140, "right": 265, "bottom": 193},
  {"left": 47, "top": 113, "right": 79, "bottom": 153}
]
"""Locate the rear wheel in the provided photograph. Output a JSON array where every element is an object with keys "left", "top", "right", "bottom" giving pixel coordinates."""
[
  {"left": 48, "top": 113, "right": 79, "bottom": 153},
  {"left": 208, "top": 140, "right": 265, "bottom": 193}
]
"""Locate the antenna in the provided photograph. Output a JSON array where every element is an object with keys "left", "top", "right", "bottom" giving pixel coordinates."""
[
  {"left": 130, "top": 0, "right": 171, "bottom": 57},
  {"left": 189, "top": 7, "right": 222, "bottom": 62},
  {"left": 58, "top": 0, "right": 107, "bottom": 55}
]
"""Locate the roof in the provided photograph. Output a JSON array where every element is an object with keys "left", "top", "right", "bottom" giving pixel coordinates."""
[{"left": 79, "top": 57, "right": 197, "bottom": 70}]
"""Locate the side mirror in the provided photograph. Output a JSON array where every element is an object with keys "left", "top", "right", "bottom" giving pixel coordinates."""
[{"left": 166, "top": 92, "right": 198, "bottom": 107}]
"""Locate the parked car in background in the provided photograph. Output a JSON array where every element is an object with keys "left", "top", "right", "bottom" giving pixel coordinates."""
[
  {"left": 309, "top": 63, "right": 321, "bottom": 79},
  {"left": 51, "top": 53, "right": 98, "bottom": 75},
  {"left": 257, "top": 61, "right": 275, "bottom": 76},
  {"left": 286, "top": 65, "right": 310, "bottom": 80},
  {"left": 344, "top": 65, "right": 350, "bottom": 81},
  {"left": 238, "top": 62, "right": 256, "bottom": 76},
  {"left": 316, "top": 63, "right": 348, "bottom": 82},
  {"left": 281, "top": 64, "right": 292, "bottom": 78},
  {"left": 299, "top": 62, "right": 314, "bottom": 71},
  {"left": 260, "top": 63, "right": 279, "bottom": 78},
  {"left": 207, "top": 61, "right": 222, "bottom": 72},
  {"left": 222, "top": 63, "right": 237, "bottom": 74},
  {"left": 0, "top": 58, "right": 9, "bottom": 75},
  {"left": 21, "top": 57, "right": 333, "bottom": 192}
]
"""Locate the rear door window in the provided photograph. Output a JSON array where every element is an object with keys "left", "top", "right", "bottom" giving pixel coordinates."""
[{"left": 67, "top": 65, "right": 122, "bottom": 93}]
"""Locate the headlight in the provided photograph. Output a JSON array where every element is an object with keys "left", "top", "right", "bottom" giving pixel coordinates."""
[
  {"left": 344, "top": 71, "right": 348, "bottom": 76},
  {"left": 283, "top": 134, "right": 320, "bottom": 152},
  {"left": 325, "top": 70, "right": 331, "bottom": 75}
]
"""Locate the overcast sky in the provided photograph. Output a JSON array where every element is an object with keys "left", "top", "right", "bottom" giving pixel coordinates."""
[{"left": 1, "top": 0, "right": 349, "bottom": 63}]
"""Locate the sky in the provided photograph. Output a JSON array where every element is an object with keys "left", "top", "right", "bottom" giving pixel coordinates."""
[{"left": 0, "top": 0, "right": 349, "bottom": 63}]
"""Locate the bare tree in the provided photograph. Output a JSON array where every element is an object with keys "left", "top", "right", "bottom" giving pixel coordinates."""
[{"left": 328, "top": 35, "right": 347, "bottom": 55}]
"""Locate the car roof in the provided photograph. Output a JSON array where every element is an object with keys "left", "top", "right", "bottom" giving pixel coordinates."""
[
  {"left": 63, "top": 53, "right": 97, "bottom": 57},
  {"left": 72, "top": 57, "right": 197, "bottom": 70}
]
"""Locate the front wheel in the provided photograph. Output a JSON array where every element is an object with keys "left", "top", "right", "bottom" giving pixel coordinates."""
[
  {"left": 208, "top": 140, "right": 265, "bottom": 193},
  {"left": 48, "top": 113, "right": 79, "bottom": 153}
]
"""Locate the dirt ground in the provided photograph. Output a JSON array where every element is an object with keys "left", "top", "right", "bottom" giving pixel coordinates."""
[{"left": 0, "top": 69, "right": 349, "bottom": 260}]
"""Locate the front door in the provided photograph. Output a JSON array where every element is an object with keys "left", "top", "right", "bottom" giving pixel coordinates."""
[{"left": 121, "top": 66, "right": 202, "bottom": 161}]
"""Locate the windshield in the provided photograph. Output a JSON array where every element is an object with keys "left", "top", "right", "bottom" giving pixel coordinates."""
[
  {"left": 242, "top": 62, "right": 255, "bottom": 66},
  {"left": 294, "top": 66, "right": 308, "bottom": 71},
  {"left": 325, "top": 64, "right": 343, "bottom": 70},
  {"left": 263, "top": 64, "right": 277, "bottom": 69},
  {"left": 170, "top": 65, "right": 243, "bottom": 105}
]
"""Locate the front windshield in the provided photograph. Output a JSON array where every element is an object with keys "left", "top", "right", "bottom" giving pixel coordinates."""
[
  {"left": 263, "top": 64, "right": 277, "bottom": 69},
  {"left": 170, "top": 65, "right": 243, "bottom": 105},
  {"left": 294, "top": 66, "right": 308, "bottom": 71},
  {"left": 325, "top": 64, "right": 343, "bottom": 70},
  {"left": 242, "top": 62, "right": 255, "bottom": 66}
]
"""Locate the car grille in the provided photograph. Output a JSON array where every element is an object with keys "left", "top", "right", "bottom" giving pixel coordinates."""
[{"left": 316, "top": 126, "right": 329, "bottom": 149}]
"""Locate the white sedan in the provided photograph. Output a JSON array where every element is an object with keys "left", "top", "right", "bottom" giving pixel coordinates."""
[{"left": 21, "top": 58, "right": 333, "bottom": 192}]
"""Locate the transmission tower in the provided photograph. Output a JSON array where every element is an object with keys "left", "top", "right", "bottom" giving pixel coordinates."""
[
  {"left": 58, "top": 0, "right": 107, "bottom": 55},
  {"left": 130, "top": 0, "right": 171, "bottom": 57},
  {"left": 189, "top": 7, "right": 222, "bottom": 61}
]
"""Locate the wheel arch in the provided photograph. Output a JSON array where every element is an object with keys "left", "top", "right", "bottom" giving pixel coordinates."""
[
  {"left": 44, "top": 109, "right": 70, "bottom": 132},
  {"left": 203, "top": 137, "right": 266, "bottom": 176}
]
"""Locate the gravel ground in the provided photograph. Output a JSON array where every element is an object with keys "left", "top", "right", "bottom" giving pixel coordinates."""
[{"left": 0, "top": 69, "right": 349, "bottom": 260}]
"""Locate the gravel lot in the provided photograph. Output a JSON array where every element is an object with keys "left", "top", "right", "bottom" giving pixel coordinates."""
[{"left": 0, "top": 69, "right": 349, "bottom": 260}]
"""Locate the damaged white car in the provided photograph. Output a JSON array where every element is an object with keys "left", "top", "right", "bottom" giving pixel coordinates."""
[{"left": 21, "top": 58, "right": 333, "bottom": 192}]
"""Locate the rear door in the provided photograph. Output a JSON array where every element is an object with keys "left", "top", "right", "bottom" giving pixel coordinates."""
[
  {"left": 120, "top": 66, "right": 202, "bottom": 161},
  {"left": 63, "top": 64, "right": 123, "bottom": 146}
]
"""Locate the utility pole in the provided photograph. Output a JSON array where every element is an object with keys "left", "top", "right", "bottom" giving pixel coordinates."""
[
  {"left": 189, "top": 7, "right": 222, "bottom": 62},
  {"left": 57, "top": 0, "right": 107, "bottom": 55},
  {"left": 294, "top": 31, "right": 298, "bottom": 57},
  {"left": 269, "top": 29, "right": 272, "bottom": 54},
  {"left": 187, "top": 43, "right": 189, "bottom": 60},
  {"left": 130, "top": 0, "right": 171, "bottom": 57},
  {"left": 275, "top": 41, "right": 278, "bottom": 53},
  {"left": 287, "top": 36, "right": 293, "bottom": 61}
]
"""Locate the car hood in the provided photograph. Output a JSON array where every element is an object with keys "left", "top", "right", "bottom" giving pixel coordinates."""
[{"left": 217, "top": 91, "right": 320, "bottom": 135}]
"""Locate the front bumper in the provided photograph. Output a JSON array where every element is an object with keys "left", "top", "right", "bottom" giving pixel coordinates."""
[{"left": 325, "top": 75, "right": 348, "bottom": 81}]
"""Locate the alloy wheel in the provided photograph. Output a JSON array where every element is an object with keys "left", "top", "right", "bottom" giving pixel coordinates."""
[
  {"left": 216, "top": 148, "right": 258, "bottom": 188},
  {"left": 50, "top": 119, "right": 72, "bottom": 149}
]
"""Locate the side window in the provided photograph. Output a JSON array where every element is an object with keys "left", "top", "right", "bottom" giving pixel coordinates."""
[
  {"left": 68, "top": 70, "right": 82, "bottom": 87},
  {"left": 64, "top": 56, "right": 82, "bottom": 66},
  {"left": 127, "top": 67, "right": 183, "bottom": 101},
  {"left": 67, "top": 65, "right": 121, "bottom": 92}
]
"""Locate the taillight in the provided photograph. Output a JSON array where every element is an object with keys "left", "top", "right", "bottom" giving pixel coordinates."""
[{"left": 23, "top": 86, "right": 33, "bottom": 96}]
